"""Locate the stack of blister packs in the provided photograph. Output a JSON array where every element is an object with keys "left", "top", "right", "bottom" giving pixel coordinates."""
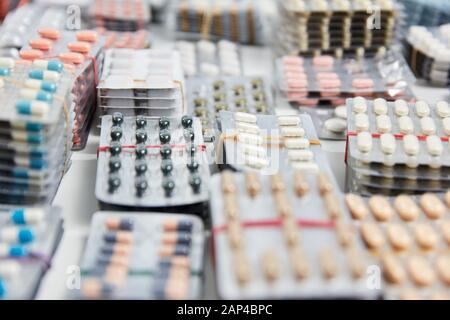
[
  {"left": 173, "top": 0, "right": 266, "bottom": 45},
  {"left": 89, "top": 0, "right": 152, "bottom": 32},
  {"left": 19, "top": 29, "right": 105, "bottom": 150},
  {"left": 97, "top": 49, "right": 186, "bottom": 120},
  {"left": 275, "top": 0, "right": 402, "bottom": 57},
  {"left": 405, "top": 24, "right": 450, "bottom": 86},
  {"left": 401, "top": 0, "right": 450, "bottom": 28},
  {"left": 0, "top": 58, "right": 73, "bottom": 205},
  {"left": 345, "top": 97, "right": 450, "bottom": 196},
  {"left": 0, "top": 206, "right": 63, "bottom": 299}
]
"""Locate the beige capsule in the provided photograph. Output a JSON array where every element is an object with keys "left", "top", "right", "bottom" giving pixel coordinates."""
[
  {"left": 245, "top": 171, "right": 261, "bottom": 198},
  {"left": 293, "top": 170, "right": 309, "bottom": 197},
  {"left": 282, "top": 217, "right": 300, "bottom": 247},
  {"left": 335, "top": 221, "right": 354, "bottom": 248},
  {"left": 234, "top": 250, "right": 250, "bottom": 285},
  {"left": 360, "top": 222, "right": 385, "bottom": 250},
  {"left": 319, "top": 247, "right": 338, "bottom": 279},
  {"left": 324, "top": 193, "right": 342, "bottom": 220},
  {"left": 368, "top": 195, "right": 394, "bottom": 222},
  {"left": 419, "top": 193, "right": 446, "bottom": 220},
  {"left": 413, "top": 223, "right": 438, "bottom": 250},
  {"left": 270, "top": 173, "right": 286, "bottom": 193},
  {"left": 262, "top": 250, "right": 280, "bottom": 282},
  {"left": 386, "top": 224, "right": 411, "bottom": 251},
  {"left": 223, "top": 194, "right": 239, "bottom": 219},
  {"left": 345, "top": 194, "right": 369, "bottom": 220},
  {"left": 442, "top": 221, "right": 450, "bottom": 246},
  {"left": 317, "top": 172, "right": 334, "bottom": 195},
  {"left": 382, "top": 253, "right": 406, "bottom": 284},
  {"left": 407, "top": 256, "right": 435, "bottom": 287},
  {"left": 221, "top": 171, "right": 236, "bottom": 193},
  {"left": 346, "top": 248, "right": 365, "bottom": 279},
  {"left": 289, "top": 247, "right": 309, "bottom": 280},
  {"left": 394, "top": 195, "right": 421, "bottom": 221},
  {"left": 435, "top": 255, "right": 450, "bottom": 286},
  {"left": 227, "top": 220, "right": 243, "bottom": 249}
]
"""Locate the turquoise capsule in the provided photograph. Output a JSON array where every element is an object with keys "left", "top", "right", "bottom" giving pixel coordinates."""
[{"left": 0, "top": 68, "right": 10, "bottom": 76}]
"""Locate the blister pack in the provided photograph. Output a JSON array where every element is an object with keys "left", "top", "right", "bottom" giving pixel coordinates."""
[
  {"left": 188, "top": 77, "right": 273, "bottom": 142},
  {"left": 176, "top": 39, "right": 242, "bottom": 77},
  {"left": 274, "top": 0, "right": 403, "bottom": 57},
  {"left": 172, "top": 0, "right": 265, "bottom": 45},
  {"left": 19, "top": 29, "right": 106, "bottom": 150},
  {"left": 97, "top": 49, "right": 186, "bottom": 121},
  {"left": 99, "top": 29, "right": 151, "bottom": 49},
  {"left": 95, "top": 114, "right": 210, "bottom": 214},
  {"left": 405, "top": 24, "right": 450, "bottom": 86},
  {"left": 76, "top": 211, "right": 205, "bottom": 299},
  {"left": 0, "top": 206, "right": 63, "bottom": 299},
  {"left": 401, "top": 0, "right": 450, "bottom": 28},
  {"left": 344, "top": 193, "right": 450, "bottom": 300},
  {"left": 210, "top": 170, "right": 377, "bottom": 299},
  {"left": 0, "top": 58, "right": 74, "bottom": 205},
  {"left": 89, "top": 0, "right": 152, "bottom": 32},
  {"left": 346, "top": 97, "right": 450, "bottom": 195}
]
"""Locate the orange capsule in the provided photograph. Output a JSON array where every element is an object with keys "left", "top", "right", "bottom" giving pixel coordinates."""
[
  {"left": 58, "top": 52, "right": 84, "bottom": 64},
  {"left": 19, "top": 49, "right": 44, "bottom": 60},
  {"left": 68, "top": 41, "right": 91, "bottom": 54},
  {"left": 38, "top": 28, "right": 61, "bottom": 40},
  {"left": 29, "top": 38, "right": 52, "bottom": 51},
  {"left": 76, "top": 31, "right": 98, "bottom": 43}
]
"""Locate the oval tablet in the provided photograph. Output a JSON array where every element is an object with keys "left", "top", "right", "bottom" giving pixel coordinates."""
[
  {"left": 334, "top": 105, "right": 347, "bottom": 119},
  {"left": 376, "top": 114, "right": 391, "bottom": 133},
  {"left": 353, "top": 97, "right": 367, "bottom": 113},
  {"left": 369, "top": 195, "right": 394, "bottom": 221},
  {"left": 382, "top": 254, "right": 406, "bottom": 284},
  {"left": 403, "top": 134, "right": 420, "bottom": 156},
  {"left": 419, "top": 193, "right": 446, "bottom": 220},
  {"left": 415, "top": 100, "right": 430, "bottom": 117},
  {"left": 420, "top": 117, "right": 436, "bottom": 135},
  {"left": 360, "top": 222, "right": 385, "bottom": 249},
  {"left": 426, "top": 135, "right": 443, "bottom": 156},
  {"left": 413, "top": 223, "right": 438, "bottom": 250},
  {"left": 288, "top": 150, "right": 314, "bottom": 161},
  {"left": 324, "top": 118, "right": 346, "bottom": 133},
  {"left": 387, "top": 224, "right": 411, "bottom": 251},
  {"left": 436, "top": 255, "right": 450, "bottom": 285},
  {"left": 278, "top": 116, "right": 300, "bottom": 126},
  {"left": 284, "top": 138, "right": 309, "bottom": 149},
  {"left": 356, "top": 131, "right": 372, "bottom": 153},
  {"left": 38, "top": 28, "right": 60, "bottom": 40},
  {"left": 380, "top": 133, "right": 396, "bottom": 155},
  {"left": 394, "top": 195, "right": 420, "bottom": 221},
  {"left": 398, "top": 116, "right": 414, "bottom": 134},
  {"left": 373, "top": 98, "right": 388, "bottom": 115},
  {"left": 407, "top": 256, "right": 435, "bottom": 287},
  {"left": 394, "top": 100, "right": 409, "bottom": 116},
  {"left": 280, "top": 127, "right": 305, "bottom": 137},
  {"left": 345, "top": 194, "right": 369, "bottom": 220},
  {"left": 68, "top": 41, "right": 91, "bottom": 54},
  {"left": 354, "top": 113, "right": 369, "bottom": 131},
  {"left": 436, "top": 101, "right": 450, "bottom": 118}
]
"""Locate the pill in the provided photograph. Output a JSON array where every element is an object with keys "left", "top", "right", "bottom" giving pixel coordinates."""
[
  {"left": 426, "top": 135, "right": 443, "bottom": 156},
  {"left": 394, "top": 195, "right": 420, "bottom": 221},
  {"left": 376, "top": 115, "right": 392, "bottom": 133},
  {"left": 189, "top": 175, "right": 202, "bottom": 194},
  {"left": 313, "top": 55, "right": 334, "bottom": 68},
  {"left": 380, "top": 133, "right": 396, "bottom": 155},
  {"left": 187, "top": 160, "right": 199, "bottom": 173},
  {"left": 181, "top": 115, "right": 193, "bottom": 129},
  {"left": 32, "top": 60, "right": 63, "bottom": 73},
  {"left": 234, "top": 112, "right": 257, "bottom": 124},
  {"left": 334, "top": 105, "right": 347, "bottom": 119},
  {"left": 280, "top": 127, "right": 305, "bottom": 137},
  {"left": 354, "top": 113, "right": 369, "bottom": 131},
  {"left": 68, "top": 41, "right": 91, "bottom": 53},
  {"left": 284, "top": 138, "right": 310, "bottom": 149},
  {"left": 163, "top": 219, "right": 193, "bottom": 233},
  {"left": 234, "top": 251, "right": 250, "bottom": 285},
  {"left": 355, "top": 131, "right": 372, "bottom": 153},
  {"left": 110, "top": 126, "right": 122, "bottom": 141},
  {"left": 317, "top": 172, "right": 333, "bottom": 195},
  {"left": 0, "top": 68, "right": 10, "bottom": 77},
  {"left": 158, "top": 117, "right": 170, "bottom": 129},
  {"left": 159, "top": 129, "right": 171, "bottom": 144},
  {"left": 162, "top": 179, "right": 175, "bottom": 197},
  {"left": 235, "top": 122, "right": 260, "bottom": 134},
  {"left": 415, "top": 100, "right": 430, "bottom": 117},
  {"left": 407, "top": 256, "right": 435, "bottom": 287},
  {"left": 360, "top": 222, "right": 385, "bottom": 249},
  {"left": 335, "top": 221, "right": 354, "bottom": 247},
  {"left": 0, "top": 227, "right": 34, "bottom": 244},
  {"left": 419, "top": 193, "right": 446, "bottom": 219},
  {"left": 353, "top": 97, "right": 367, "bottom": 113},
  {"left": 135, "top": 116, "right": 147, "bottom": 129},
  {"left": 289, "top": 247, "right": 309, "bottom": 280},
  {"left": 109, "top": 142, "right": 121, "bottom": 156},
  {"left": 373, "top": 98, "right": 388, "bottom": 115},
  {"left": 159, "top": 145, "right": 171, "bottom": 159},
  {"left": 401, "top": 134, "right": 419, "bottom": 156},
  {"left": 0, "top": 57, "right": 15, "bottom": 69},
  {"left": 29, "top": 38, "right": 52, "bottom": 51},
  {"left": 436, "top": 101, "right": 450, "bottom": 118},
  {"left": 29, "top": 70, "right": 60, "bottom": 82},
  {"left": 420, "top": 117, "right": 436, "bottom": 135},
  {"left": 24, "top": 79, "right": 56, "bottom": 93},
  {"left": 398, "top": 116, "right": 414, "bottom": 134},
  {"left": 287, "top": 150, "right": 314, "bottom": 162},
  {"left": 76, "top": 31, "right": 98, "bottom": 43},
  {"left": 436, "top": 255, "right": 450, "bottom": 285},
  {"left": 245, "top": 172, "right": 261, "bottom": 198},
  {"left": 382, "top": 254, "right": 406, "bottom": 284},
  {"left": 38, "top": 28, "right": 60, "bottom": 40},
  {"left": 109, "top": 157, "right": 121, "bottom": 172},
  {"left": 319, "top": 248, "right": 338, "bottom": 279},
  {"left": 345, "top": 194, "right": 369, "bottom": 220},
  {"left": 227, "top": 220, "right": 243, "bottom": 249},
  {"left": 262, "top": 250, "right": 280, "bottom": 282},
  {"left": 59, "top": 52, "right": 84, "bottom": 64},
  {"left": 244, "top": 154, "right": 269, "bottom": 169},
  {"left": 387, "top": 224, "right": 411, "bottom": 251},
  {"left": 413, "top": 223, "right": 438, "bottom": 250},
  {"left": 293, "top": 171, "right": 309, "bottom": 196},
  {"left": 394, "top": 100, "right": 409, "bottom": 116},
  {"left": 20, "top": 49, "right": 44, "bottom": 60},
  {"left": 161, "top": 159, "right": 173, "bottom": 176},
  {"left": 9, "top": 208, "right": 44, "bottom": 225},
  {"left": 270, "top": 174, "right": 286, "bottom": 193},
  {"left": 103, "top": 231, "right": 133, "bottom": 244},
  {"left": 369, "top": 195, "right": 394, "bottom": 221},
  {"left": 221, "top": 171, "right": 236, "bottom": 193},
  {"left": 238, "top": 132, "right": 262, "bottom": 145},
  {"left": 442, "top": 221, "right": 450, "bottom": 246},
  {"left": 282, "top": 217, "right": 298, "bottom": 245},
  {"left": 291, "top": 162, "right": 319, "bottom": 172},
  {"left": 324, "top": 118, "right": 346, "bottom": 133},
  {"left": 242, "top": 144, "right": 266, "bottom": 157},
  {"left": 278, "top": 116, "right": 300, "bottom": 126},
  {"left": 324, "top": 193, "right": 341, "bottom": 219},
  {"left": 15, "top": 100, "right": 49, "bottom": 116},
  {"left": 224, "top": 195, "right": 239, "bottom": 219}
]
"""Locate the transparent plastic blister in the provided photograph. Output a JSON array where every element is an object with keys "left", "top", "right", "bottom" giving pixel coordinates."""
[
  {"left": 75, "top": 211, "right": 204, "bottom": 300},
  {"left": 95, "top": 114, "right": 210, "bottom": 212},
  {"left": 210, "top": 171, "right": 378, "bottom": 299}
]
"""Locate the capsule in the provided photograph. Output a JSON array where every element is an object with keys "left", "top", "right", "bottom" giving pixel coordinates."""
[
  {"left": 0, "top": 227, "right": 34, "bottom": 244},
  {"left": 163, "top": 219, "right": 193, "bottom": 233},
  {"left": 24, "top": 79, "right": 57, "bottom": 93},
  {"left": 32, "top": 60, "right": 63, "bottom": 73},
  {"left": 20, "top": 89, "right": 53, "bottom": 102},
  {"left": 9, "top": 208, "right": 44, "bottom": 225},
  {"left": 278, "top": 116, "right": 300, "bottom": 126},
  {"left": 103, "top": 231, "right": 133, "bottom": 244},
  {"left": 293, "top": 170, "right": 309, "bottom": 196},
  {"left": 29, "top": 38, "right": 52, "bottom": 51},
  {"left": 234, "top": 112, "right": 257, "bottom": 124},
  {"left": 28, "top": 70, "right": 60, "bottom": 82},
  {"left": 0, "top": 244, "right": 28, "bottom": 258},
  {"left": 105, "top": 217, "right": 133, "bottom": 231},
  {"left": 16, "top": 100, "right": 49, "bottom": 116}
]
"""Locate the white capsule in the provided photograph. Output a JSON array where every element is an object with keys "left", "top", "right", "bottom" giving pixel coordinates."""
[
  {"left": 376, "top": 114, "right": 392, "bottom": 133},
  {"left": 278, "top": 116, "right": 300, "bottom": 126},
  {"left": 288, "top": 150, "right": 314, "bottom": 161},
  {"left": 41, "top": 70, "right": 60, "bottom": 82},
  {"left": 0, "top": 226, "right": 27, "bottom": 243},
  {"left": 9, "top": 207, "right": 44, "bottom": 224},
  {"left": 280, "top": 127, "right": 305, "bottom": 137},
  {"left": 420, "top": 117, "right": 436, "bottom": 135},
  {"left": 25, "top": 79, "right": 43, "bottom": 90},
  {"left": 242, "top": 144, "right": 266, "bottom": 157},
  {"left": 380, "top": 133, "right": 396, "bottom": 154},
  {"left": 235, "top": 121, "right": 260, "bottom": 134},
  {"left": 237, "top": 132, "right": 262, "bottom": 145},
  {"left": 284, "top": 138, "right": 310, "bottom": 149},
  {"left": 244, "top": 155, "right": 269, "bottom": 169},
  {"left": 353, "top": 97, "right": 367, "bottom": 113},
  {"left": 291, "top": 161, "right": 319, "bottom": 172},
  {"left": 398, "top": 116, "right": 414, "bottom": 134},
  {"left": 355, "top": 113, "right": 369, "bottom": 131},
  {"left": 234, "top": 112, "right": 257, "bottom": 124},
  {"left": 357, "top": 131, "right": 373, "bottom": 153},
  {"left": 403, "top": 134, "right": 420, "bottom": 156},
  {"left": 443, "top": 117, "right": 450, "bottom": 135},
  {"left": 394, "top": 100, "right": 409, "bottom": 116},
  {"left": 373, "top": 98, "right": 388, "bottom": 115},
  {"left": 0, "top": 57, "right": 15, "bottom": 68},
  {"left": 426, "top": 135, "right": 443, "bottom": 156},
  {"left": 415, "top": 100, "right": 430, "bottom": 117},
  {"left": 334, "top": 105, "right": 347, "bottom": 119},
  {"left": 436, "top": 101, "right": 450, "bottom": 118},
  {"left": 0, "top": 260, "right": 21, "bottom": 279}
]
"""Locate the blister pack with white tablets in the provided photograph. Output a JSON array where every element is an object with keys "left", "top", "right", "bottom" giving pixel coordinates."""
[
  {"left": 188, "top": 77, "right": 273, "bottom": 142},
  {"left": 176, "top": 40, "right": 242, "bottom": 77},
  {"left": 0, "top": 206, "right": 63, "bottom": 299},
  {"left": 210, "top": 170, "right": 378, "bottom": 299},
  {"left": 95, "top": 114, "right": 210, "bottom": 214},
  {"left": 76, "top": 211, "right": 204, "bottom": 300},
  {"left": 344, "top": 193, "right": 450, "bottom": 300},
  {"left": 97, "top": 49, "right": 186, "bottom": 120},
  {"left": 218, "top": 112, "right": 332, "bottom": 176},
  {"left": 301, "top": 106, "right": 348, "bottom": 140}
]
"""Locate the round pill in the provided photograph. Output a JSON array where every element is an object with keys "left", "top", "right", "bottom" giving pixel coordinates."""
[
  {"left": 161, "top": 160, "right": 173, "bottom": 175},
  {"left": 183, "top": 128, "right": 195, "bottom": 142},
  {"left": 162, "top": 179, "right": 175, "bottom": 197},
  {"left": 436, "top": 101, "right": 450, "bottom": 118},
  {"left": 135, "top": 129, "right": 147, "bottom": 144},
  {"left": 356, "top": 131, "right": 373, "bottom": 153},
  {"left": 109, "top": 157, "right": 121, "bottom": 172},
  {"left": 334, "top": 105, "right": 347, "bottom": 119},
  {"left": 387, "top": 224, "right": 411, "bottom": 251},
  {"left": 414, "top": 223, "right": 438, "bottom": 250},
  {"left": 369, "top": 195, "right": 394, "bottom": 221},
  {"left": 135, "top": 178, "right": 148, "bottom": 197},
  {"left": 181, "top": 115, "right": 193, "bottom": 128},
  {"left": 109, "top": 142, "right": 121, "bottom": 156},
  {"left": 398, "top": 116, "right": 414, "bottom": 134},
  {"left": 135, "top": 145, "right": 147, "bottom": 159},
  {"left": 376, "top": 115, "right": 392, "bottom": 133},
  {"left": 110, "top": 126, "right": 122, "bottom": 141},
  {"left": 159, "top": 130, "right": 171, "bottom": 144},
  {"left": 420, "top": 117, "right": 436, "bottom": 135},
  {"left": 355, "top": 113, "right": 369, "bottom": 131},
  {"left": 345, "top": 194, "right": 369, "bottom": 220},
  {"left": 108, "top": 175, "right": 121, "bottom": 192},
  {"left": 160, "top": 145, "right": 172, "bottom": 159},
  {"left": 415, "top": 100, "right": 430, "bottom": 117},
  {"left": 159, "top": 117, "right": 170, "bottom": 129},
  {"left": 407, "top": 256, "right": 435, "bottom": 287},
  {"left": 353, "top": 97, "right": 367, "bottom": 113},
  {"left": 135, "top": 160, "right": 147, "bottom": 175},
  {"left": 394, "top": 195, "right": 420, "bottom": 221},
  {"left": 187, "top": 160, "right": 199, "bottom": 173},
  {"left": 373, "top": 98, "right": 388, "bottom": 115},
  {"left": 324, "top": 118, "right": 346, "bottom": 133},
  {"left": 394, "top": 100, "right": 409, "bottom": 116},
  {"left": 382, "top": 254, "right": 406, "bottom": 284},
  {"left": 419, "top": 193, "right": 446, "bottom": 220},
  {"left": 189, "top": 175, "right": 202, "bottom": 194},
  {"left": 135, "top": 116, "right": 147, "bottom": 129}
]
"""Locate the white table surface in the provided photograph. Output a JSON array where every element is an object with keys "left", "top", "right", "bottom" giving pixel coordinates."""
[{"left": 35, "top": 28, "right": 450, "bottom": 299}]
